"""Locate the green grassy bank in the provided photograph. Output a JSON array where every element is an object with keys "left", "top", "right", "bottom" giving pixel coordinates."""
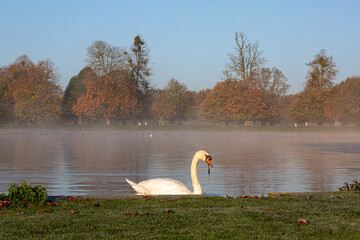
[{"left": 1, "top": 192, "right": 360, "bottom": 239}]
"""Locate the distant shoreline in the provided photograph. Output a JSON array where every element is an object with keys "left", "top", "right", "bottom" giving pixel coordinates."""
[{"left": 1, "top": 124, "right": 360, "bottom": 134}]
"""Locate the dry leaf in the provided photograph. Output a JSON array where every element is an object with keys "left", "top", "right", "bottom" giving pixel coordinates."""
[
  {"left": 15, "top": 211, "right": 25, "bottom": 216},
  {"left": 164, "top": 209, "right": 175, "bottom": 214},
  {"left": 70, "top": 210, "right": 79, "bottom": 214},
  {"left": 297, "top": 219, "right": 307, "bottom": 225}
]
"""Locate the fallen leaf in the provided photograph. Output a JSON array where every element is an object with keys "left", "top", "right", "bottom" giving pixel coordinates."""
[
  {"left": 84, "top": 201, "right": 92, "bottom": 205},
  {"left": 226, "top": 195, "right": 233, "bottom": 199},
  {"left": 297, "top": 219, "right": 307, "bottom": 225},
  {"left": 0, "top": 201, "right": 11, "bottom": 207},
  {"left": 268, "top": 209, "right": 275, "bottom": 211},
  {"left": 26, "top": 204, "right": 33, "bottom": 207},
  {"left": 70, "top": 210, "right": 79, "bottom": 214},
  {"left": 164, "top": 209, "right": 175, "bottom": 214},
  {"left": 1, "top": 212, "right": 5, "bottom": 214},
  {"left": 68, "top": 197, "right": 77, "bottom": 201},
  {"left": 15, "top": 211, "right": 25, "bottom": 216},
  {"left": 124, "top": 212, "right": 150, "bottom": 216},
  {"left": 336, "top": 196, "right": 344, "bottom": 199},
  {"left": 46, "top": 202, "right": 59, "bottom": 206},
  {"left": 143, "top": 196, "right": 151, "bottom": 201}
]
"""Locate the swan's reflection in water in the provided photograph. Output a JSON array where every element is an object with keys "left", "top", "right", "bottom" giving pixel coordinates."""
[{"left": 0, "top": 130, "right": 359, "bottom": 196}]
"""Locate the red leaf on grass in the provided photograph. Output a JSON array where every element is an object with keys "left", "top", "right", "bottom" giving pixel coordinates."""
[
  {"left": 71, "top": 210, "right": 79, "bottom": 214},
  {"left": 46, "top": 202, "right": 59, "bottom": 206},
  {"left": 15, "top": 211, "right": 25, "bottom": 216},
  {"left": 0, "top": 201, "right": 11, "bottom": 207},
  {"left": 226, "top": 195, "right": 233, "bottom": 199},
  {"left": 268, "top": 209, "right": 275, "bottom": 211},
  {"left": 1, "top": 212, "right": 5, "bottom": 214},
  {"left": 67, "top": 197, "right": 77, "bottom": 201},
  {"left": 124, "top": 212, "right": 151, "bottom": 216},
  {"left": 84, "top": 201, "right": 92, "bottom": 205},
  {"left": 297, "top": 219, "right": 307, "bottom": 225}
]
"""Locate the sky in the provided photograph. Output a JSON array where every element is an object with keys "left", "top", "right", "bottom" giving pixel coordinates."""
[{"left": 1, "top": 0, "right": 360, "bottom": 94}]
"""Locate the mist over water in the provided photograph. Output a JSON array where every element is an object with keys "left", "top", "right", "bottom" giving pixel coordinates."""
[{"left": 1, "top": 129, "right": 359, "bottom": 197}]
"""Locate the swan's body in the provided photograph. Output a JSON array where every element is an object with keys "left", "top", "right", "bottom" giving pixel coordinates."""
[{"left": 125, "top": 150, "right": 213, "bottom": 195}]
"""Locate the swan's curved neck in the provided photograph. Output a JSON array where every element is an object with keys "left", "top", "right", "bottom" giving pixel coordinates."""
[{"left": 191, "top": 152, "right": 202, "bottom": 194}]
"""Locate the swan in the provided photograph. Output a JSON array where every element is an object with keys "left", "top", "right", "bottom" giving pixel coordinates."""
[{"left": 125, "top": 150, "right": 213, "bottom": 195}]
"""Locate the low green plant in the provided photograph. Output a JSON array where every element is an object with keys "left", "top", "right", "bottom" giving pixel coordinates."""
[
  {"left": 0, "top": 192, "right": 6, "bottom": 201},
  {"left": 339, "top": 179, "right": 360, "bottom": 191},
  {"left": 7, "top": 182, "right": 47, "bottom": 206}
]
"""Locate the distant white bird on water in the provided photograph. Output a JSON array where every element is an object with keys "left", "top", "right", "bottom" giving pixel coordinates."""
[{"left": 125, "top": 150, "right": 213, "bottom": 195}]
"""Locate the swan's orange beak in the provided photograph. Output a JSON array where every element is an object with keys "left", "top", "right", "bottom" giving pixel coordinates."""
[{"left": 205, "top": 156, "right": 213, "bottom": 167}]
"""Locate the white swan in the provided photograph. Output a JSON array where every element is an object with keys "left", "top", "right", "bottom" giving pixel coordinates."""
[{"left": 125, "top": 150, "right": 213, "bottom": 195}]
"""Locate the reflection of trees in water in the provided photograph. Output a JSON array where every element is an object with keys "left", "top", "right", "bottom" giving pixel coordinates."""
[{"left": 1, "top": 131, "right": 360, "bottom": 195}]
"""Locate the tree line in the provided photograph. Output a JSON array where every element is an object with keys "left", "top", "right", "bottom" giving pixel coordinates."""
[{"left": 0, "top": 33, "right": 359, "bottom": 125}]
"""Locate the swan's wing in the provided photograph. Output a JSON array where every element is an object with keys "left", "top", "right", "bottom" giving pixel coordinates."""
[{"left": 135, "top": 178, "right": 192, "bottom": 195}]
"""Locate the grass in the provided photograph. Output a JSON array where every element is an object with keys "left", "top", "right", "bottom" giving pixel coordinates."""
[{"left": 1, "top": 192, "right": 360, "bottom": 239}]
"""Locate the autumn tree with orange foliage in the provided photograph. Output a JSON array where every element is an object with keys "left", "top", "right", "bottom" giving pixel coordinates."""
[
  {"left": 290, "top": 50, "right": 337, "bottom": 124},
  {"left": 0, "top": 55, "right": 62, "bottom": 124},
  {"left": 325, "top": 76, "right": 360, "bottom": 125},
  {"left": 73, "top": 70, "right": 139, "bottom": 125},
  {"left": 150, "top": 90, "right": 176, "bottom": 122},
  {"left": 201, "top": 80, "right": 270, "bottom": 122},
  {"left": 150, "top": 79, "right": 194, "bottom": 123},
  {"left": 337, "top": 76, "right": 360, "bottom": 124}
]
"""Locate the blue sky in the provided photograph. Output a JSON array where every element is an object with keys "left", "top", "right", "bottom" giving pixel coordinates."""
[{"left": 1, "top": 0, "right": 359, "bottom": 94}]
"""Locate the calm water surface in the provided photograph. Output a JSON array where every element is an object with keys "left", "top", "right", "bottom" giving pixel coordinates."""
[{"left": 1, "top": 129, "right": 360, "bottom": 197}]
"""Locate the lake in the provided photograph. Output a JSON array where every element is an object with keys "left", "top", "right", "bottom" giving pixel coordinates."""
[{"left": 1, "top": 129, "right": 359, "bottom": 197}]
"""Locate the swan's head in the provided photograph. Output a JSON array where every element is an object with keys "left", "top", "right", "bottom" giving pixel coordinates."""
[{"left": 197, "top": 150, "right": 213, "bottom": 167}]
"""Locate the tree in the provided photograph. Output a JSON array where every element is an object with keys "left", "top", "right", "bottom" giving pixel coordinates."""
[
  {"left": 226, "top": 32, "right": 267, "bottom": 85},
  {"left": 126, "top": 35, "right": 152, "bottom": 92},
  {"left": 150, "top": 90, "right": 176, "bottom": 122},
  {"left": 201, "top": 80, "right": 233, "bottom": 122},
  {"left": 73, "top": 70, "right": 139, "bottom": 125},
  {"left": 164, "top": 79, "right": 194, "bottom": 121},
  {"left": 334, "top": 76, "right": 360, "bottom": 124},
  {"left": 324, "top": 85, "right": 343, "bottom": 123},
  {"left": 61, "top": 67, "right": 92, "bottom": 122},
  {"left": 0, "top": 67, "right": 15, "bottom": 122},
  {"left": 4, "top": 56, "right": 63, "bottom": 124},
  {"left": 227, "top": 81, "right": 271, "bottom": 121},
  {"left": 193, "top": 89, "right": 212, "bottom": 120},
  {"left": 150, "top": 79, "right": 193, "bottom": 123},
  {"left": 289, "top": 89, "right": 328, "bottom": 124},
  {"left": 290, "top": 50, "right": 338, "bottom": 124},
  {"left": 86, "top": 40, "right": 126, "bottom": 77},
  {"left": 255, "top": 67, "right": 289, "bottom": 122},
  {"left": 305, "top": 49, "right": 337, "bottom": 90},
  {"left": 201, "top": 80, "right": 270, "bottom": 122}
]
